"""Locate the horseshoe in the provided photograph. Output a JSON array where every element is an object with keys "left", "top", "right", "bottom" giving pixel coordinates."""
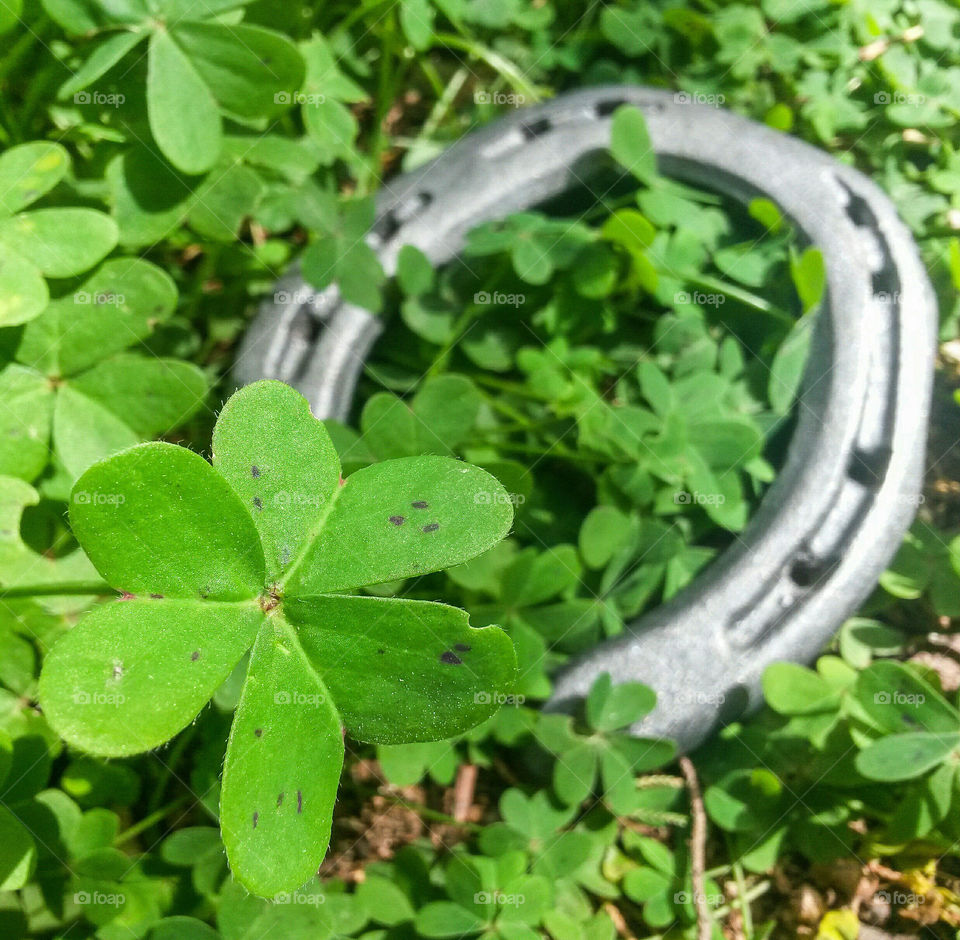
[{"left": 236, "top": 86, "right": 936, "bottom": 752}]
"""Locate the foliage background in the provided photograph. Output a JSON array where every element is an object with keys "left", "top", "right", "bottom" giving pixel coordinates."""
[{"left": 2, "top": 0, "right": 960, "bottom": 937}]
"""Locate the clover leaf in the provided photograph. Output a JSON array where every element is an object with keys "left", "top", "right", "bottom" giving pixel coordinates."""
[
  {"left": 0, "top": 476, "right": 97, "bottom": 609},
  {"left": 46, "top": 0, "right": 304, "bottom": 175},
  {"left": 536, "top": 673, "right": 674, "bottom": 813},
  {"left": 39, "top": 380, "right": 518, "bottom": 896},
  {"left": 0, "top": 142, "right": 117, "bottom": 327},
  {"left": 0, "top": 258, "right": 206, "bottom": 484}
]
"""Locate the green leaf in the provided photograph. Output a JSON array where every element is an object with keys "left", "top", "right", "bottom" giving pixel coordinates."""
[
  {"left": 149, "top": 917, "right": 221, "bottom": 940},
  {"left": 377, "top": 739, "right": 458, "bottom": 786},
  {"left": 0, "top": 250, "right": 48, "bottom": 326},
  {"left": 107, "top": 147, "right": 197, "bottom": 247},
  {"left": 287, "top": 594, "right": 517, "bottom": 743},
  {"left": 360, "top": 375, "right": 481, "bottom": 459},
  {"left": 769, "top": 311, "right": 815, "bottom": 416},
  {"left": 854, "top": 660, "right": 960, "bottom": 735},
  {"left": 147, "top": 29, "right": 222, "bottom": 174},
  {"left": 0, "top": 476, "right": 97, "bottom": 603},
  {"left": 220, "top": 618, "right": 343, "bottom": 897},
  {"left": 0, "top": 365, "right": 54, "bottom": 481},
  {"left": 54, "top": 383, "right": 140, "bottom": 479},
  {"left": 69, "top": 355, "right": 208, "bottom": 439},
  {"left": 789, "top": 246, "right": 825, "bottom": 313},
  {"left": 762, "top": 662, "right": 840, "bottom": 715},
  {"left": 704, "top": 768, "right": 784, "bottom": 832},
  {"left": 400, "top": 0, "right": 435, "bottom": 50},
  {"left": 70, "top": 442, "right": 266, "bottom": 600},
  {"left": 187, "top": 161, "right": 264, "bottom": 241},
  {"left": 0, "top": 208, "right": 117, "bottom": 277},
  {"left": 283, "top": 455, "right": 513, "bottom": 594},
  {"left": 213, "top": 380, "right": 341, "bottom": 582},
  {"left": 58, "top": 29, "right": 146, "bottom": 98},
  {"left": 0, "top": 0, "right": 22, "bottom": 37},
  {"left": 356, "top": 874, "right": 415, "bottom": 925},
  {"left": 610, "top": 106, "right": 657, "bottom": 183},
  {"left": 579, "top": 506, "right": 632, "bottom": 569},
  {"left": 169, "top": 23, "right": 304, "bottom": 120},
  {"left": 855, "top": 732, "right": 960, "bottom": 782},
  {"left": 16, "top": 257, "right": 178, "bottom": 376},
  {"left": 0, "top": 806, "right": 35, "bottom": 891},
  {"left": 0, "top": 142, "right": 69, "bottom": 216},
  {"left": 39, "top": 599, "right": 263, "bottom": 756},
  {"left": 586, "top": 674, "right": 657, "bottom": 732},
  {"left": 396, "top": 243, "right": 435, "bottom": 296},
  {"left": 416, "top": 901, "right": 487, "bottom": 938}
]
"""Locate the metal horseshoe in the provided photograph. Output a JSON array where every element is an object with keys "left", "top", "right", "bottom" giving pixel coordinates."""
[{"left": 236, "top": 86, "right": 936, "bottom": 752}]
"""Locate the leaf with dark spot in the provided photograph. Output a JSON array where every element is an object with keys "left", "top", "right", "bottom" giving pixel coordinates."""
[
  {"left": 221, "top": 618, "right": 342, "bottom": 896},
  {"left": 288, "top": 594, "right": 516, "bottom": 744}
]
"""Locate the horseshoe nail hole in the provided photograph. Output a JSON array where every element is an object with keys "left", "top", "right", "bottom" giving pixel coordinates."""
[
  {"left": 847, "top": 446, "right": 892, "bottom": 491},
  {"left": 520, "top": 117, "right": 552, "bottom": 140},
  {"left": 594, "top": 98, "right": 628, "bottom": 117},
  {"left": 789, "top": 553, "right": 839, "bottom": 588},
  {"left": 375, "top": 192, "right": 433, "bottom": 240}
]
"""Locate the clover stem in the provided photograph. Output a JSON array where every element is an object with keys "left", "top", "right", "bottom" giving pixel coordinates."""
[
  {"left": 0, "top": 581, "right": 114, "bottom": 599},
  {"left": 259, "top": 584, "right": 283, "bottom": 613},
  {"left": 113, "top": 795, "right": 190, "bottom": 847}
]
